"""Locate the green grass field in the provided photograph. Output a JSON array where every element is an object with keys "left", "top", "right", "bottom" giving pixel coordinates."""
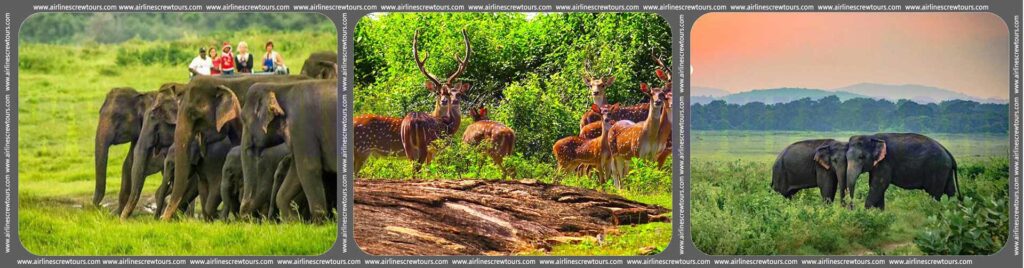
[
  {"left": 691, "top": 130, "right": 1009, "bottom": 255},
  {"left": 18, "top": 31, "right": 338, "bottom": 255}
]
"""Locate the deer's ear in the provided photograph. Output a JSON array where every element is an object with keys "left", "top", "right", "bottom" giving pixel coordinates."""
[
  {"left": 480, "top": 107, "right": 487, "bottom": 117},
  {"left": 424, "top": 80, "right": 437, "bottom": 93},
  {"left": 582, "top": 76, "right": 591, "bottom": 85},
  {"left": 590, "top": 103, "right": 600, "bottom": 113},
  {"left": 611, "top": 103, "right": 620, "bottom": 111},
  {"left": 459, "top": 83, "right": 471, "bottom": 93},
  {"left": 640, "top": 83, "right": 650, "bottom": 95},
  {"left": 656, "top": 69, "right": 668, "bottom": 81},
  {"left": 604, "top": 76, "right": 615, "bottom": 84}
]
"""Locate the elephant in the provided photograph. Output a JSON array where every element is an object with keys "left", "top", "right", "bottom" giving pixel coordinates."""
[
  {"left": 237, "top": 143, "right": 291, "bottom": 219},
  {"left": 772, "top": 139, "right": 848, "bottom": 203},
  {"left": 158, "top": 74, "right": 309, "bottom": 221},
  {"left": 299, "top": 51, "right": 339, "bottom": 79},
  {"left": 94, "top": 84, "right": 185, "bottom": 213},
  {"left": 117, "top": 84, "right": 185, "bottom": 219},
  {"left": 269, "top": 154, "right": 338, "bottom": 221},
  {"left": 846, "top": 133, "right": 961, "bottom": 209},
  {"left": 237, "top": 79, "right": 338, "bottom": 223},
  {"left": 220, "top": 146, "right": 243, "bottom": 219},
  {"left": 152, "top": 143, "right": 201, "bottom": 219}
]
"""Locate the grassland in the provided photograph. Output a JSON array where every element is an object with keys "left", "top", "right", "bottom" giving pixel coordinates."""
[
  {"left": 18, "top": 31, "right": 338, "bottom": 255},
  {"left": 690, "top": 130, "right": 1009, "bottom": 255}
]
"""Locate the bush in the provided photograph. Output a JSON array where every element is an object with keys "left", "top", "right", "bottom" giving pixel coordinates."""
[{"left": 914, "top": 160, "right": 1010, "bottom": 255}]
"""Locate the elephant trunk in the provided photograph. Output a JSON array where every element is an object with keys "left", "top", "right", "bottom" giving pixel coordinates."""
[
  {"left": 93, "top": 118, "right": 116, "bottom": 207},
  {"left": 160, "top": 121, "right": 194, "bottom": 221},
  {"left": 846, "top": 164, "right": 862, "bottom": 205},
  {"left": 120, "top": 120, "right": 156, "bottom": 219},
  {"left": 239, "top": 133, "right": 259, "bottom": 218}
]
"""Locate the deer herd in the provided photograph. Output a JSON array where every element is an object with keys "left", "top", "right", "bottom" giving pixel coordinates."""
[{"left": 354, "top": 30, "right": 674, "bottom": 189}]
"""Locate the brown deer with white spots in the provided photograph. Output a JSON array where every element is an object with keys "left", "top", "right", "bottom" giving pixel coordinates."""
[
  {"left": 353, "top": 29, "right": 470, "bottom": 175},
  {"left": 607, "top": 82, "right": 670, "bottom": 183},
  {"left": 462, "top": 106, "right": 515, "bottom": 179},
  {"left": 553, "top": 104, "right": 619, "bottom": 186},
  {"left": 400, "top": 29, "right": 472, "bottom": 175}
]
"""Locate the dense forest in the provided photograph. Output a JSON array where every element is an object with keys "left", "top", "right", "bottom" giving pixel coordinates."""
[
  {"left": 21, "top": 13, "right": 336, "bottom": 44},
  {"left": 691, "top": 96, "right": 1008, "bottom": 133}
]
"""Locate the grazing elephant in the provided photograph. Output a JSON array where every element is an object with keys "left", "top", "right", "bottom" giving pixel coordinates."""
[
  {"left": 238, "top": 80, "right": 338, "bottom": 223},
  {"left": 237, "top": 143, "right": 291, "bottom": 219},
  {"left": 300, "top": 51, "right": 339, "bottom": 79},
  {"left": 846, "top": 133, "right": 961, "bottom": 209},
  {"left": 772, "top": 139, "right": 848, "bottom": 203},
  {"left": 220, "top": 146, "right": 243, "bottom": 219},
  {"left": 159, "top": 75, "right": 309, "bottom": 221}
]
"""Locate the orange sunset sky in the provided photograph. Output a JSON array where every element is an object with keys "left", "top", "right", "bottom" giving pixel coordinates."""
[{"left": 691, "top": 13, "right": 1009, "bottom": 100}]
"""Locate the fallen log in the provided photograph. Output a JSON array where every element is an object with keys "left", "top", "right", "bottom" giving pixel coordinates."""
[{"left": 354, "top": 179, "right": 669, "bottom": 256}]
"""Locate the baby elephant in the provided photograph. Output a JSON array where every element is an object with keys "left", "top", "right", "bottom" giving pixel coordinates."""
[
  {"left": 220, "top": 147, "right": 243, "bottom": 220},
  {"left": 772, "top": 139, "right": 848, "bottom": 203}
]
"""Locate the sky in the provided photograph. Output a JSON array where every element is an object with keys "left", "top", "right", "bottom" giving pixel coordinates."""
[{"left": 691, "top": 13, "right": 1009, "bottom": 100}]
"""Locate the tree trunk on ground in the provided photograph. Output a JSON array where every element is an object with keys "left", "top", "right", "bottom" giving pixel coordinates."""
[{"left": 354, "top": 179, "right": 670, "bottom": 256}]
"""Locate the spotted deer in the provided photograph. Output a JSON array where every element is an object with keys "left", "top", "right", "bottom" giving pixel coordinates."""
[
  {"left": 400, "top": 29, "right": 472, "bottom": 175},
  {"left": 462, "top": 106, "right": 515, "bottom": 179},
  {"left": 352, "top": 29, "right": 470, "bottom": 175},
  {"left": 651, "top": 55, "right": 673, "bottom": 168},
  {"left": 553, "top": 104, "right": 619, "bottom": 186},
  {"left": 607, "top": 82, "right": 670, "bottom": 183}
]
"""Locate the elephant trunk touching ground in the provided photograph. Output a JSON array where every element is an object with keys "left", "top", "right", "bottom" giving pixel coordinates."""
[{"left": 93, "top": 88, "right": 152, "bottom": 211}]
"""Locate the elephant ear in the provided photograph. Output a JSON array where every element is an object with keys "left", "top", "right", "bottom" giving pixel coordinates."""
[
  {"left": 134, "top": 94, "right": 154, "bottom": 119},
  {"left": 259, "top": 91, "right": 285, "bottom": 133},
  {"left": 214, "top": 85, "right": 241, "bottom": 132},
  {"left": 872, "top": 139, "right": 887, "bottom": 167},
  {"left": 813, "top": 145, "right": 831, "bottom": 170}
]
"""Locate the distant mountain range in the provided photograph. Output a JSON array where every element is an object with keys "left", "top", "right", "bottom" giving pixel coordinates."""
[{"left": 691, "top": 83, "right": 1007, "bottom": 105}]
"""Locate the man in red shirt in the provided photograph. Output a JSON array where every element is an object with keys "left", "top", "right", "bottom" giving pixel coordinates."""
[{"left": 218, "top": 42, "right": 236, "bottom": 75}]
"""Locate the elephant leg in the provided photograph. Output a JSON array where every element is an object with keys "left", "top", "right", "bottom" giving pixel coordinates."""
[
  {"left": 202, "top": 175, "right": 223, "bottom": 221},
  {"left": 115, "top": 144, "right": 136, "bottom": 215},
  {"left": 276, "top": 165, "right": 303, "bottom": 222},
  {"left": 817, "top": 172, "right": 837, "bottom": 204},
  {"left": 220, "top": 178, "right": 238, "bottom": 220},
  {"left": 866, "top": 172, "right": 890, "bottom": 210},
  {"left": 294, "top": 160, "right": 328, "bottom": 223}
]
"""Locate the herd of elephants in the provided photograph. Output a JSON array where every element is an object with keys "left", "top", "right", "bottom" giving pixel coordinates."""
[
  {"left": 94, "top": 50, "right": 340, "bottom": 223},
  {"left": 92, "top": 30, "right": 956, "bottom": 225},
  {"left": 772, "top": 133, "right": 962, "bottom": 209}
]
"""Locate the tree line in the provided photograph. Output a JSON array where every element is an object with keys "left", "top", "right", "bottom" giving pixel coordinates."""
[{"left": 691, "top": 96, "right": 1008, "bottom": 134}]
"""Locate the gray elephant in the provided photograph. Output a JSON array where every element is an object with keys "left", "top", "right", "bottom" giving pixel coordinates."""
[
  {"left": 94, "top": 84, "right": 185, "bottom": 213},
  {"left": 237, "top": 79, "right": 338, "bottom": 223},
  {"left": 846, "top": 133, "right": 961, "bottom": 209},
  {"left": 237, "top": 143, "right": 291, "bottom": 219},
  {"left": 299, "top": 51, "right": 338, "bottom": 79},
  {"left": 220, "top": 146, "right": 243, "bottom": 219},
  {"left": 772, "top": 139, "right": 848, "bottom": 203},
  {"left": 158, "top": 75, "right": 309, "bottom": 221}
]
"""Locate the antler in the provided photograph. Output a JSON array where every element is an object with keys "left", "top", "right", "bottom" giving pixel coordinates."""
[
  {"left": 413, "top": 29, "right": 443, "bottom": 88},
  {"left": 446, "top": 29, "right": 471, "bottom": 86},
  {"left": 651, "top": 50, "right": 671, "bottom": 82}
]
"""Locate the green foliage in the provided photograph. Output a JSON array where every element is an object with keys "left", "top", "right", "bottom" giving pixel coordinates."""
[
  {"left": 623, "top": 158, "right": 672, "bottom": 194},
  {"left": 692, "top": 97, "right": 1008, "bottom": 134},
  {"left": 914, "top": 159, "right": 1009, "bottom": 255},
  {"left": 355, "top": 12, "right": 671, "bottom": 159}
]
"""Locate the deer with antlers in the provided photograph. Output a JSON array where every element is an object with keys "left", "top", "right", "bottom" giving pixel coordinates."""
[
  {"left": 462, "top": 106, "right": 515, "bottom": 179},
  {"left": 353, "top": 29, "right": 471, "bottom": 175},
  {"left": 400, "top": 29, "right": 472, "bottom": 175},
  {"left": 605, "top": 53, "right": 673, "bottom": 184},
  {"left": 554, "top": 103, "right": 619, "bottom": 185}
]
